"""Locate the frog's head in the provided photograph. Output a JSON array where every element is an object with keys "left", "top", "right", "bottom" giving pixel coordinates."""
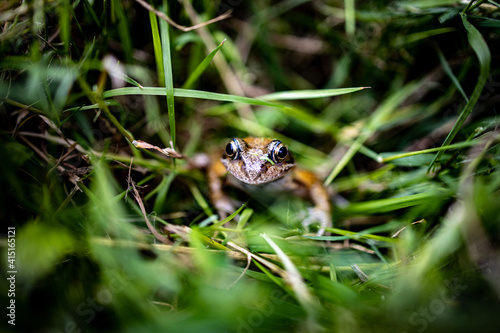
[{"left": 221, "top": 137, "right": 295, "bottom": 185}]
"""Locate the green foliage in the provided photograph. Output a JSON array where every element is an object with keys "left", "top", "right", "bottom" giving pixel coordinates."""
[{"left": 1, "top": 0, "right": 500, "bottom": 332}]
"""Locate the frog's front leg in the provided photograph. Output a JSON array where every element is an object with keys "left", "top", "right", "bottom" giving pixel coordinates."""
[
  {"left": 207, "top": 159, "right": 236, "bottom": 218},
  {"left": 293, "top": 169, "right": 332, "bottom": 236}
]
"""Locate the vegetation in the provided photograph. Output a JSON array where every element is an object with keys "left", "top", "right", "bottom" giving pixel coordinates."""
[{"left": 1, "top": 0, "right": 499, "bottom": 332}]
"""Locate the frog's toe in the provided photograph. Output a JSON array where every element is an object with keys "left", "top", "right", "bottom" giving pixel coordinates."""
[{"left": 302, "top": 208, "right": 331, "bottom": 236}]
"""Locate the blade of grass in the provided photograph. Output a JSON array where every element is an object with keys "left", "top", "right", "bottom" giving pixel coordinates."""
[
  {"left": 43, "top": 77, "right": 60, "bottom": 126},
  {"left": 198, "top": 215, "right": 219, "bottom": 228},
  {"left": 102, "top": 86, "right": 366, "bottom": 106},
  {"left": 111, "top": 0, "right": 132, "bottom": 63},
  {"left": 259, "top": 87, "right": 368, "bottom": 100},
  {"left": 307, "top": 227, "right": 397, "bottom": 243},
  {"left": 435, "top": 45, "right": 468, "bottom": 102},
  {"left": 427, "top": 12, "right": 491, "bottom": 172},
  {"left": 333, "top": 165, "right": 394, "bottom": 192},
  {"left": 341, "top": 189, "right": 451, "bottom": 215},
  {"left": 324, "top": 81, "right": 422, "bottom": 186},
  {"left": 380, "top": 140, "right": 478, "bottom": 163},
  {"left": 150, "top": 10, "right": 165, "bottom": 87},
  {"left": 187, "top": 181, "right": 213, "bottom": 217},
  {"left": 367, "top": 240, "right": 390, "bottom": 265},
  {"left": 252, "top": 260, "right": 285, "bottom": 288},
  {"left": 159, "top": 1, "right": 176, "bottom": 148},
  {"left": 210, "top": 203, "right": 248, "bottom": 229},
  {"left": 345, "top": 0, "right": 356, "bottom": 37},
  {"left": 102, "top": 87, "right": 282, "bottom": 107},
  {"left": 81, "top": 0, "right": 102, "bottom": 30},
  {"left": 57, "top": 0, "right": 70, "bottom": 54},
  {"left": 236, "top": 208, "right": 254, "bottom": 230},
  {"left": 182, "top": 39, "right": 226, "bottom": 89},
  {"left": 100, "top": 86, "right": 365, "bottom": 139},
  {"left": 74, "top": 65, "right": 135, "bottom": 143},
  {"left": 261, "top": 233, "right": 318, "bottom": 327},
  {"left": 101, "top": 86, "right": 362, "bottom": 138},
  {"left": 152, "top": 171, "right": 176, "bottom": 213},
  {"left": 122, "top": 74, "right": 144, "bottom": 88},
  {"left": 64, "top": 100, "right": 120, "bottom": 112},
  {"left": 394, "top": 27, "right": 455, "bottom": 47},
  {"left": 100, "top": 104, "right": 134, "bottom": 143},
  {"left": 464, "top": 0, "right": 489, "bottom": 13}
]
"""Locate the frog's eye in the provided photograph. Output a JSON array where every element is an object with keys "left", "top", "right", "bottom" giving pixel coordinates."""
[
  {"left": 225, "top": 139, "right": 241, "bottom": 160},
  {"left": 269, "top": 140, "right": 288, "bottom": 163}
]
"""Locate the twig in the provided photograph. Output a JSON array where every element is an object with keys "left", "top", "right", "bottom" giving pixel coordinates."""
[
  {"left": 133, "top": 139, "right": 184, "bottom": 159},
  {"left": 127, "top": 158, "right": 173, "bottom": 245},
  {"left": 227, "top": 252, "right": 252, "bottom": 290},
  {"left": 181, "top": 0, "right": 257, "bottom": 122},
  {"left": 226, "top": 240, "right": 286, "bottom": 276},
  {"left": 135, "top": 0, "right": 232, "bottom": 32},
  {"left": 391, "top": 219, "right": 425, "bottom": 238}
]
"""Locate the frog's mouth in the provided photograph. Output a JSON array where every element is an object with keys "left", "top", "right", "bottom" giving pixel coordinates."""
[
  {"left": 244, "top": 164, "right": 268, "bottom": 182},
  {"left": 228, "top": 159, "right": 295, "bottom": 185}
]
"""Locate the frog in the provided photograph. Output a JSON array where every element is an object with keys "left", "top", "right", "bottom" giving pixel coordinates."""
[{"left": 207, "top": 137, "right": 331, "bottom": 235}]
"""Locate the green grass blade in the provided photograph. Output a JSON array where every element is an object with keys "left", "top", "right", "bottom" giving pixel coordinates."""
[
  {"left": 81, "top": 0, "right": 102, "bottom": 29},
  {"left": 43, "top": 79, "right": 60, "bottom": 126},
  {"left": 324, "top": 81, "right": 421, "bottom": 186},
  {"left": 160, "top": 1, "right": 176, "bottom": 148},
  {"left": 259, "top": 87, "right": 369, "bottom": 101},
  {"left": 236, "top": 208, "right": 254, "bottom": 230},
  {"left": 307, "top": 227, "right": 397, "bottom": 243},
  {"left": 152, "top": 171, "right": 176, "bottom": 213},
  {"left": 261, "top": 233, "right": 318, "bottom": 327},
  {"left": 428, "top": 13, "right": 491, "bottom": 172},
  {"left": 57, "top": 0, "right": 71, "bottom": 54},
  {"left": 149, "top": 11, "right": 165, "bottom": 87},
  {"left": 187, "top": 181, "right": 213, "bottom": 217},
  {"left": 436, "top": 46, "right": 468, "bottom": 102},
  {"left": 112, "top": 0, "right": 132, "bottom": 63},
  {"left": 380, "top": 140, "right": 478, "bottom": 164},
  {"left": 210, "top": 203, "right": 247, "bottom": 228},
  {"left": 252, "top": 260, "right": 285, "bottom": 288},
  {"left": 102, "top": 87, "right": 282, "bottom": 107},
  {"left": 341, "top": 190, "right": 451, "bottom": 215},
  {"left": 345, "top": 0, "right": 356, "bottom": 37},
  {"left": 182, "top": 39, "right": 226, "bottom": 89},
  {"left": 394, "top": 27, "right": 455, "bottom": 46},
  {"left": 101, "top": 87, "right": 368, "bottom": 115}
]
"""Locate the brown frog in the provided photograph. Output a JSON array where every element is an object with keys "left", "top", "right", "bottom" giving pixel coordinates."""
[{"left": 208, "top": 137, "right": 331, "bottom": 235}]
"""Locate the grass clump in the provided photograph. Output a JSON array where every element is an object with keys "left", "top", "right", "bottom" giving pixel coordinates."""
[{"left": 1, "top": 0, "right": 500, "bottom": 332}]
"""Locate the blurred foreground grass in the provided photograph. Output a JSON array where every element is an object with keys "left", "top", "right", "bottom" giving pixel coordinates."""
[{"left": 1, "top": 0, "right": 500, "bottom": 332}]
